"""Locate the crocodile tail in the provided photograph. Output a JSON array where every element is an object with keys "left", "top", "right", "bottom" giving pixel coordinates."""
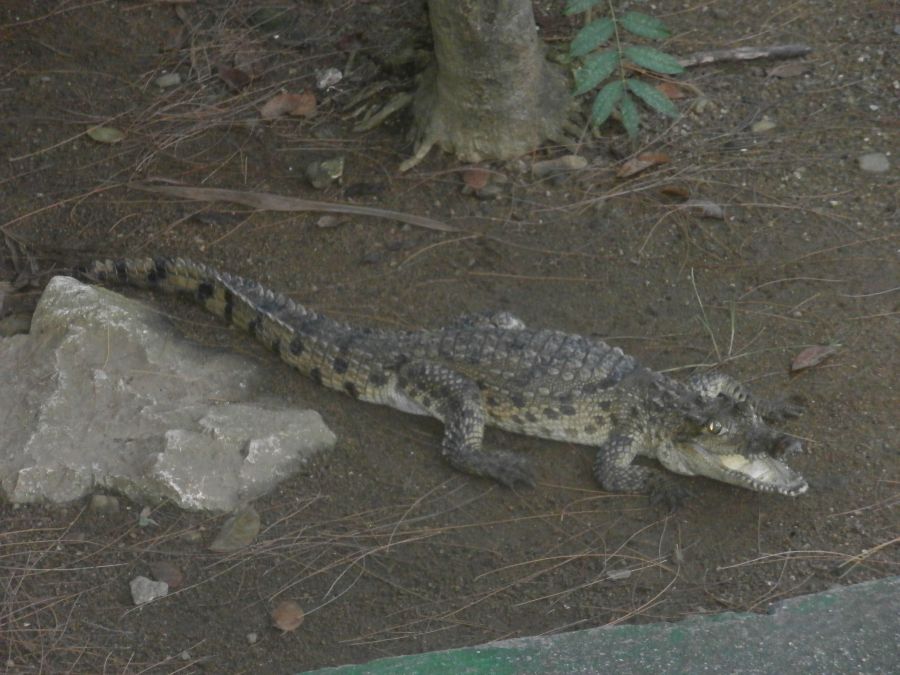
[{"left": 78, "top": 257, "right": 353, "bottom": 381}]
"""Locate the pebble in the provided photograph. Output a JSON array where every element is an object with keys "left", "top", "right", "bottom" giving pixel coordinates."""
[
  {"left": 155, "top": 72, "right": 181, "bottom": 88},
  {"left": 317, "top": 67, "right": 342, "bottom": 89},
  {"left": 89, "top": 494, "right": 120, "bottom": 514},
  {"left": 751, "top": 118, "right": 777, "bottom": 133},
  {"left": 532, "top": 154, "right": 588, "bottom": 178},
  {"left": 857, "top": 152, "right": 890, "bottom": 173},
  {"left": 209, "top": 505, "right": 261, "bottom": 552},
  {"left": 130, "top": 576, "right": 169, "bottom": 605},
  {"left": 306, "top": 157, "right": 344, "bottom": 189}
]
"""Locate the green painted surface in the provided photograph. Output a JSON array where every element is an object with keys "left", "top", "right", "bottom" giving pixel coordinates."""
[{"left": 307, "top": 576, "right": 899, "bottom": 674}]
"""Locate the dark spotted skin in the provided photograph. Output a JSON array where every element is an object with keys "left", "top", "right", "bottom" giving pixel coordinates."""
[{"left": 80, "top": 257, "right": 807, "bottom": 504}]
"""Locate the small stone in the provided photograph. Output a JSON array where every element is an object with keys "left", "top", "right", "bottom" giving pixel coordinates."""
[
  {"left": 316, "top": 67, "right": 342, "bottom": 89},
  {"left": 692, "top": 97, "right": 712, "bottom": 114},
  {"left": 89, "top": 494, "right": 120, "bottom": 514},
  {"left": 475, "top": 184, "right": 504, "bottom": 199},
  {"left": 181, "top": 529, "right": 204, "bottom": 544},
  {"left": 532, "top": 154, "right": 588, "bottom": 178},
  {"left": 306, "top": 157, "right": 344, "bottom": 189},
  {"left": 130, "top": 576, "right": 168, "bottom": 605},
  {"left": 209, "top": 505, "right": 261, "bottom": 553},
  {"left": 857, "top": 152, "right": 890, "bottom": 173},
  {"left": 320, "top": 157, "right": 344, "bottom": 180},
  {"left": 316, "top": 215, "right": 342, "bottom": 228},
  {"left": 155, "top": 72, "right": 181, "bottom": 88},
  {"left": 246, "top": 632, "right": 259, "bottom": 644},
  {"left": 751, "top": 118, "right": 777, "bottom": 133}
]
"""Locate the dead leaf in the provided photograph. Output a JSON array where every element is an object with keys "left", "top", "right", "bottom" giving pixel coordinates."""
[
  {"left": 616, "top": 153, "right": 670, "bottom": 178},
  {"left": 149, "top": 561, "right": 185, "bottom": 590},
  {"left": 261, "top": 92, "right": 317, "bottom": 119},
  {"left": 218, "top": 65, "right": 251, "bottom": 91},
  {"left": 271, "top": 600, "right": 305, "bottom": 632},
  {"left": 656, "top": 82, "right": 687, "bottom": 100},
  {"left": 660, "top": 184, "right": 691, "bottom": 200},
  {"left": 791, "top": 344, "right": 839, "bottom": 372},
  {"left": 316, "top": 215, "right": 345, "bottom": 228},
  {"left": 336, "top": 31, "right": 364, "bottom": 52},
  {"left": 87, "top": 126, "right": 125, "bottom": 144},
  {"left": 462, "top": 167, "right": 490, "bottom": 190},
  {"left": 766, "top": 61, "right": 812, "bottom": 78}
]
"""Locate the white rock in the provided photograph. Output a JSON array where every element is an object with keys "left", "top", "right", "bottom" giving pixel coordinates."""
[
  {"left": 857, "top": 152, "right": 890, "bottom": 173},
  {"left": 130, "top": 576, "right": 168, "bottom": 605},
  {"left": 0, "top": 276, "right": 336, "bottom": 511}
]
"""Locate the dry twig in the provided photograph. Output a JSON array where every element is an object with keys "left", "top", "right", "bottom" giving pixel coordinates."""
[
  {"left": 129, "top": 183, "right": 457, "bottom": 232},
  {"left": 679, "top": 44, "right": 812, "bottom": 68}
]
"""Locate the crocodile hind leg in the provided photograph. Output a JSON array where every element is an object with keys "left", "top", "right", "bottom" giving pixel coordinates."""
[
  {"left": 446, "top": 310, "right": 526, "bottom": 331},
  {"left": 689, "top": 372, "right": 803, "bottom": 421},
  {"left": 395, "top": 361, "right": 535, "bottom": 487}
]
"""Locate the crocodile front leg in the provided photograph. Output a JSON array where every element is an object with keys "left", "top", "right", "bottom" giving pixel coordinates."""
[
  {"left": 593, "top": 434, "right": 690, "bottom": 509},
  {"left": 395, "top": 361, "right": 535, "bottom": 487}
]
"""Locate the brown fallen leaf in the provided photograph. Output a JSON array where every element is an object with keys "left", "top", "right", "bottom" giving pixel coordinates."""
[
  {"left": 656, "top": 81, "right": 687, "bottom": 100},
  {"left": 462, "top": 167, "right": 490, "bottom": 190},
  {"left": 616, "top": 153, "right": 670, "bottom": 179},
  {"left": 660, "top": 184, "right": 691, "bottom": 200},
  {"left": 260, "top": 91, "right": 317, "bottom": 119},
  {"left": 766, "top": 61, "right": 812, "bottom": 78},
  {"left": 271, "top": 600, "right": 305, "bottom": 632},
  {"left": 218, "top": 65, "right": 251, "bottom": 91},
  {"left": 149, "top": 560, "right": 185, "bottom": 590},
  {"left": 791, "top": 344, "right": 839, "bottom": 372}
]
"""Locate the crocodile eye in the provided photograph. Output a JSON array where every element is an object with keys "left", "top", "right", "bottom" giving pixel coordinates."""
[{"left": 706, "top": 420, "right": 724, "bottom": 435}]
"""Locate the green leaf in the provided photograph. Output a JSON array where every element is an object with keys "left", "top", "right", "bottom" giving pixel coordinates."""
[
  {"left": 564, "top": 0, "right": 601, "bottom": 15},
  {"left": 591, "top": 80, "right": 624, "bottom": 126},
  {"left": 620, "top": 11, "right": 671, "bottom": 40},
  {"left": 570, "top": 18, "right": 615, "bottom": 57},
  {"left": 618, "top": 93, "right": 640, "bottom": 138},
  {"left": 626, "top": 78, "right": 679, "bottom": 118},
  {"left": 623, "top": 45, "right": 684, "bottom": 75},
  {"left": 573, "top": 51, "right": 620, "bottom": 96}
]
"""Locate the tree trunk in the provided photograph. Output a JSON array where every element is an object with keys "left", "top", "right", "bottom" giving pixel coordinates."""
[{"left": 401, "top": 0, "right": 570, "bottom": 170}]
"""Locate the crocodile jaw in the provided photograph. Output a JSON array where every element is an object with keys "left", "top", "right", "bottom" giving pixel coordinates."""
[{"left": 682, "top": 444, "right": 808, "bottom": 496}]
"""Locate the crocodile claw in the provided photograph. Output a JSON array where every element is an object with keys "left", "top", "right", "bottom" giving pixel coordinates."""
[
  {"left": 648, "top": 480, "right": 693, "bottom": 512},
  {"left": 487, "top": 452, "right": 536, "bottom": 488}
]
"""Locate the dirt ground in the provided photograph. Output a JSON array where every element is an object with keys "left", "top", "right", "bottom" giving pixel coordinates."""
[{"left": 1, "top": 1, "right": 897, "bottom": 672}]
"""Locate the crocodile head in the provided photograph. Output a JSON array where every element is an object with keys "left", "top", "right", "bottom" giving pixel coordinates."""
[{"left": 659, "top": 392, "right": 808, "bottom": 496}]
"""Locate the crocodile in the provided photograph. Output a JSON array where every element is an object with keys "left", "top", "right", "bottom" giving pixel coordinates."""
[{"left": 79, "top": 257, "right": 808, "bottom": 506}]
